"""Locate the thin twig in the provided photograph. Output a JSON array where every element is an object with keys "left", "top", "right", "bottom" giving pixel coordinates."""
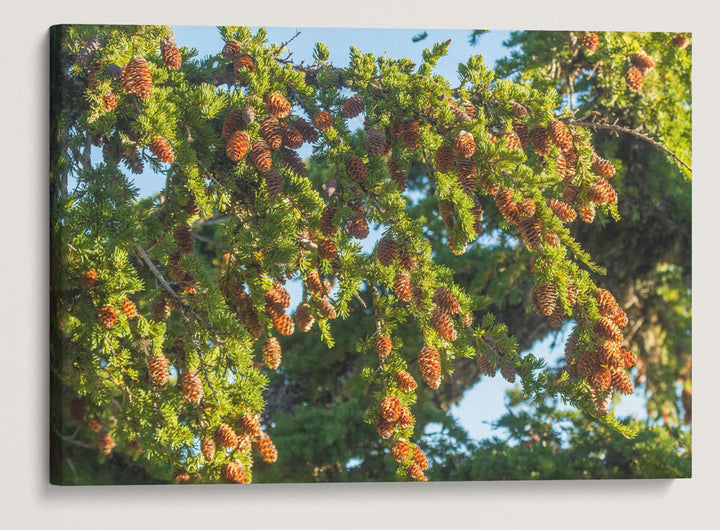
[{"left": 568, "top": 120, "right": 691, "bottom": 173}]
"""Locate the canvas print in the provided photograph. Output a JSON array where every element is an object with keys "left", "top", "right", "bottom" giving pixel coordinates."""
[{"left": 49, "top": 25, "right": 691, "bottom": 484}]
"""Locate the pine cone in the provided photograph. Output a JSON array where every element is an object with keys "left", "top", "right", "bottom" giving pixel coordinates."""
[
  {"left": 273, "top": 314, "right": 295, "bottom": 336},
  {"left": 294, "top": 117, "right": 319, "bottom": 144},
  {"left": 255, "top": 432, "right": 278, "bottom": 463},
  {"left": 434, "top": 145, "right": 455, "bottom": 173},
  {"left": 147, "top": 354, "right": 170, "bottom": 386},
  {"left": 476, "top": 353, "right": 496, "bottom": 376},
  {"left": 598, "top": 340, "right": 621, "bottom": 368},
  {"left": 150, "top": 137, "right": 175, "bottom": 163},
  {"left": 544, "top": 233, "right": 560, "bottom": 247},
  {"left": 341, "top": 96, "right": 364, "bottom": 118},
  {"left": 547, "top": 199, "right": 576, "bottom": 223},
  {"left": 566, "top": 281, "right": 578, "bottom": 307},
  {"left": 260, "top": 169, "right": 283, "bottom": 200},
  {"left": 588, "top": 177, "right": 616, "bottom": 205},
  {"left": 251, "top": 140, "right": 273, "bottom": 172},
  {"left": 216, "top": 423, "right": 238, "bottom": 449},
  {"left": 201, "top": 437, "right": 216, "bottom": 461},
  {"left": 396, "top": 406, "right": 413, "bottom": 428},
  {"left": 613, "top": 308, "right": 628, "bottom": 328},
  {"left": 611, "top": 368, "right": 634, "bottom": 395},
  {"left": 511, "top": 102, "right": 528, "bottom": 117},
  {"left": 376, "top": 237, "right": 397, "bottom": 267},
  {"left": 160, "top": 33, "right": 182, "bottom": 70},
  {"left": 316, "top": 298, "right": 337, "bottom": 319},
  {"left": 565, "top": 334, "right": 579, "bottom": 369},
  {"left": 172, "top": 469, "right": 190, "bottom": 483},
  {"left": 222, "top": 109, "right": 246, "bottom": 139},
  {"left": 283, "top": 125, "right": 304, "bottom": 149},
  {"left": 180, "top": 371, "right": 204, "bottom": 403},
  {"left": 502, "top": 130, "right": 522, "bottom": 150},
  {"left": 102, "top": 90, "right": 117, "bottom": 112},
  {"left": 282, "top": 149, "right": 307, "bottom": 177},
  {"left": 400, "top": 120, "right": 420, "bottom": 150},
  {"left": 222, "top": 39, "right": 242, "bottom": 59},
  {"left": 591, "top": 157, "right": 616, "bottom": 179},
  {"left": 376, "top": 417, "right": 394, "bottom": 439},
  {"left": 630, "top": 51, "right": 656, "bottom": 74},
  {"left": 221, "top": 461, "right": 247, "bottom": 483},
  {"left": 260, "top": 117, "right": 283, "bottom": 150},
  {"left": 594, "top": 289, "right": 619, "bottom": 316},
  {"left": 517, "top": 198, "right": 536, "bottom": 218},
  {"left": 97, "top": 429, "right": 115, "bottom": 455},
  {"left": 380, "top": 395, "right": 401, "bottom": 422},
  {"left": 495, "top": 189, "right": 520, "bottom": 224},
  {"left": 239, "top": 413, "right": 262, "bottom": 437},
  {"left": 672, "top": 34, "right": 691, "bottom": 49},
  {"left": 595, "top": 317, "right": 623, "bottom": 343},
  {"left": 579, "top": 203, "right": 596, "bottom": 223},
  {"left": 528, "top": 126, "right": 551, "bottom": 156},
  {"left": 314, "top": 110, "right": 333, "bottom": 131},
  {"left": 438, "top": 201, "right": 455, "bottom": 229},
  {"left": 396, "top": 370, "right": 418, "bottom": 392},
  {"left": 471, "top": 200, "right": 484, "bottom": 235},
  {"left": 454, "top": 130, "right": 475, "bottom": 158},
  {"left": 374, "top": 335, "right": 392, "bottom": 359},
  {"left": 365, "top": 126, "right": 387, "bottom": 156},
  {"left": 87, "top": 418, "right": 103, "bottom": 433},
  {"left": 318, "top": 238, "right": 338, "bottom": 260},
  {"left": 69, "top": 398, "right": 85, "bottom": 426},
  {"left": 413, "top": 447, "right": 429, "bottom": 470},
  {"left": 532, "top": 283, "right": 557, "bottom": 317},
  {"left": 98, "top": 305, "right": 118, "bottom": 329},
  {"left": 620, "top": 348, "right": 637, "bottom": 369},
  {"left": 174, "top": 224, "right": 194, "bottom": 254},
  {"left": 394, "top": 273, "right": 412, "bottom": 302},
  {"left": 346, "top": 156, "right": 368, "bottom": 183},
  {"left": 75, "top": 35, "right": 103, "bottom": 66},
  {"left": 121, "top": 56, "right": 153, "bottom": 99},
  {"left": 347, "top": 211, "right": 369, "bottom": 239},
  {"left": 513, "top": 121, "right": 529, "bottom": 148},
  {"left": 121, "top": 145, "right": 144, "bottom": 174},
  {"left": 548, "top": 121, "right": 573, "bottom": 150},
  {"left": 79, "top": 269, "right": 97, "bottom": 290},
  {"left": 518, "top": 217, "right": 542, "bottom": 251},
  {"left": 408, "top": 463, "right": 427, "bottom": 482},
  {"left": 432, "top": 286, "right": 460, "bottom": 315},
  {"left": 266, "top": 92, "right": 291, "bottom": 118},
  {"left": 548, "top": 304, "right": 564, "bottom": 330},
  {"left": 294, "top": 303, "right": 315, "bottom": 332},
  {"left": 581, "top": 32, "right": 600, "bottom": 52},
  {"left": 456, "top": 157, "right": 477, "bottom": 195},
  {"left": 576, "top": 351, "right": 599, "bottom": 379},
  {"left": 118, "top": 299, "right": 136, "bottom": 319},
  {"left": 391, "top": 440, "right": 412, "bottom": 462},
  {"left": 151, "top": 297, "right": 171, "bottom": 322},
  {"left": 387, "top": 158, "right": 408, "bottom": 191},
  {"left": 233, "top": 54, "right": 255, "bottom": 79},
  {"left": 305, "top": 270, "right": 327, "bottom": 298},
  {"left": 262, "top": 337, "right": 282, "bottom": 369},
  {"left": 591, "top": 367, "right": 612, "bottom": 392},
  {"left": 625, "top": 66, "right": 644, "bottom": 91},
  {"left": 418, "top": 345, "right": 442, "bottom": 389}
]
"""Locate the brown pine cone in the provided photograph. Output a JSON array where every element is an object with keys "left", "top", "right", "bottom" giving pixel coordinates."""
[
  {"left": 502, "top": 130, "right": 522, "bottom": 150},
  {"left": 438, "top": 201, "right": 455, "bottom": 229},
  {"left": 454, "top": 130, "right": 475, "bottom": 158},
  {"left": 476, "top": 353, "right": 496, "bottom": 377},
  {"left": 97, "top": 429, "right": 115, "bottom": 455},
  {"left": 273, "top": 314, "right": 295, "bottom": 336},
  {"left": 380, "top": 395, "right": 401, "bottom": 422},
  {"left": 471, "top": 200, "right": 484, "bottom": 235},
  {"left": 613, "top": 308, "right": 628, "bottom": 328},
  {"left": 294, "top": 303, "right": 315, "bottom": 332},
  {"left": 518, "top": 216, "right": 542, "bottom": 251},
  {"left": 374, "top": 335, "right": 392, "bottom": 359},
  {"left": 222, "top": 39, "right": 241, "bottom": 59},
  {"left": 377, "top": 237, "right": 397, "bottom": 267},
  {"left": 346, "top": 156, "right": 367, "bottom": 183},
  {"left": 595, "top": 317, "right": 623, "bottom": 343},
  {"left": 266, "top": 92, "right": 291, "bottom": 118},
  {"left": 251, "top": 140, "right": 273, "bottom": 172},
  {"left": 495, "top": 189, "right": 520, "bottom": 224},
  {"left": 456, "top": 157, "right": 477, "bottom": 195},
  {"left": 313, "top": 110, "right": 333, "bottom": 131},
  {"left": 79, "top": 269, "right": 97, "bottom": 290},
  {"left": 594, "top": 289, "right": 619, "bottom": 316},
  {"left": 147, "top": 354, "right": 170, "bottom": 386},
  {"left": 620, "top": 348, "right": 637, "bottom": 369},
  {"left": 151, "top": 297, "right": 171, "bottom": 322},
  {"left": 150, "top": 137, "right": 175, "bottom": 163},
  {"left": 239, "top": 413, "right": 262, "bottom": 437},
  {"left": 630, "top": 50, "right": 656, "bottom": 74},
  {"left": 222, "top": 109, "right": 246, "bottom": 139},
  {"left": 294, "top": 117, "right": 319, "bottom": 143},
  {"left": 396, "top": 406, "right": 413, "bottom": 428},
  {"left": 408, "top": 463, "right": 427, "bottom": 482},
  {"left": 565, "top": 334, "right": 579, "bottom": 368},
  {"left": 234, "top": 54, "right": 255, "bottom": 75},
  {"left": 262, "top": 337, "right": 282, "bottom": 369},
  {"left": 341, "top": 96, "right": 364, "bottom": 118},
  {"left": 611, "top": 368, "right": 634, "bottom": 395},
  {"left": 548, "top": 304, "right": 564, "bottom": 330},
  {"left": 391, "top": 440, "right": 412, "bottom": 462},
  {"left": 264, "top": 170, "right": 284, "bottom": 200},
  {"left": 121, "top": 56, "right": 153, "bottom": 99},
  {"left": 591, "top": 367, "right": 612, "bottom": 392},
  {"left": 394, "top": 273, "right": 412, "bottom": 302},
  {"left": 160, "top": 33, "right": 182, "bottom": 70},
  {"left": 576, "top": 351, "right": 599, "bottom": 379},
  {"left": 75, "top": 35, "right": 103, "bottom": 66},
  {"left": 413, "top": 447, "right": 429, "bottom": 471},
  {"left": 598, "top": 340, "right": 622, "bottom": 368},
  {"left": 528, "top": 125, "right": 550, "bottom": 156},
  {"left": 396, "top": 370, "right": 418, "bottom": 392},
  {"left": 400, "top": 120, "right": 420, "bottom": 150},
  {"left": 547, "top": 121, "right": 573, "bottom": 150},
  {"left": 180, "top": 371, "right": 204, "bottom": 403},
  {"left": 588, "top": 177, "right": 617, "bottom": 205},
  {"left": 282, "top": 149, "right": 307, "bottom": 178},
  {"left": 254, "top": 432, "right": 278, "bottom": 463},
  {"left": 119, "top": 299, "right": 137, "bottom": 319},
  {"left": 102, "top": 90, "right": 117, "bottom": 112},
  {"left": 318, "top": 238, "right": 338, "bottom": 260},
  {"left": 533, "top": 283, "right": 557, "bottom": 317},
  {"left": 418, "top": 345, "right": 442, "bottom": 389},
  {"left": 305, "top": 270, "right": 327, "bottom": 298},
  {"left": 581, "top": 32, "right": 600, "bottom": 52},
  {"left": 216, "top": 423, "right": 238, "bottom": 449},
  {"left": 511, "top": 102, "right": 528, "bottom": 117},
  {"left": 224, "top": 130, "right": 250, "bottom": 162},
  {"left": 347, "top": 211, "right": 369, "bottom": 239},
  {"left": 513, "top": 121, "right": 529, "bottom": 147},
  {"left": 578, "top": 202, "right": 596, "bottom": 223},
  {"left": 201, "top": 437, "right": 216, "bottom": 461},
  {"left": 282, "top": 125, "right": 304, "bottom": 149},
  {"left": 172, "top": 469, "right": 190, "bottom": 483},
  {"left": 320, "top": 207, "right": 338, "bottom": 237},
  {"left": 434, "top": 145, "right": 455, "bottom": 173},
  {"left": 87, "top": 418, "right": 103, "bottom": 433},
  {"left": 672, "top": 34, "right": 691, "bottom": 49},
  {"left": 365, "top": 126, "right": 387, "bottom": 156},
  {"left": 221, "top": 461, "right": 247, "bottom": 483},
  {"left": 432, "top": 286, "right": 460, "bottom": 315},
  {"left": 517, "top": 198, "right": 536, "bottom": 218},
  {"left": 260, "top": 117, "right": 283, "bottom": 150},
  {"left": 591, "top": 156, "right": 616, "bottom": 179},
  {"left": 174, "top": 224, "right": 194, "bottom": 254},
  {"left": 98, "top": 305, "right": 118, "bottom": 329},
  {"left": 625, "top": 66, "right": 644, "bottom": 91},
  {"left": 547, "top": 199, "right": 577, "bottom": 223},
  {"left": 316, "top": 298, "right": 337, "bottom": 319},
  {"left": 387, "top": 158, "right": 408, "bottom": 191},
  {"left": 376, "top": 417, "right": 394, "bottom": 439}
]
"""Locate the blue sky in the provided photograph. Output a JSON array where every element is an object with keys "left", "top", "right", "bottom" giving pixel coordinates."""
[{"left": 134, "top": 26, "right": 649, "bottom": 442}]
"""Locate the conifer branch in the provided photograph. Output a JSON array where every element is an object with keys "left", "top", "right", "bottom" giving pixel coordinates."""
[{"left": 567, "top": 120, "right": 691, "bottom": 173}]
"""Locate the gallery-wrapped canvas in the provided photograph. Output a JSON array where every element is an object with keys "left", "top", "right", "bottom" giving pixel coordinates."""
[{"left": 50, "top": 24, "right": 691, "bottom": 485}]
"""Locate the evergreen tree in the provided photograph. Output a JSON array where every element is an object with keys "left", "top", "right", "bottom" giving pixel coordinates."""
[{"left": 50, "top": 25, "right": 691, "bottom": 484}]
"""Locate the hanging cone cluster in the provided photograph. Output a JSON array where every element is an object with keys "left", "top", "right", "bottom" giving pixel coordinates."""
[
  {"left": 396, "top": 406, "right": 413, "bottom": 428},
  {"left": 79, "top": 269, "right": 97, "bottom": 289},
  {"left": 318, "top": 238, "right": 337, "bottom": 260},
  {"left": 376, "top": 417, "right": 394, "bottom": 439},
  {"left": 548, "top": 198, "right": 576, "bottom": 223},
  {"left": 174, "top": 224, "right": 194, "bottom": 254},
  {"left": 630, "top": 51, "right": 656, "bottom": 74},
  {"left": 283, "top": 125, "right": 303, "bottom": 149},
  {"left": 496, "top": 189, "right": 519, "bottom": 224},
  {"left": 266, "top": 92, "right": 291, "bottom": 118},
  {"left": 251, "top": 140, "right": 273, "bottom": 172},
  {"left": 592, "top": 157, "right": 616, "bottom": 179},
  {"left": 180, "top": 371, "right": 203, "bottom": 403},
  {"left": 294, "top": 303, "right": 315, "bottom": 332},
  {"left": 98, "top": 305, "right": 118, "bottom": 329},
  {"left": 672, "top": 34, "right": 691, "bottom": 49},
  {"left": 347, "top": 210, "right": 369, "bottom": 239},
  {"left": 341, "top": 96, "right": 364, "bottom": 118},
  {"left": 576, "top": 351, "right": 599, "bottom": 379},
  {"left": 201, "top": 437, "right": 216, "bottom": 461},
  {"left": 316, "top": 298, "right": 337, "bottom": 319},
  {"left": 314, "top": 110, "right": 333, "bottom": 131},
  {"left": 588, "top": 177, "right": 617, "bottom": 205},
  {"left": 517, "top": 198, "right": 536, "bottom": 218},
  {"left": 387, "top": 158, "right": 408, "bottom": 191},
  {"left": 222, "top": 109, "right": 246, "bottom": 139},
  {"left": 418, "top": 345, "right": 441, "bottom": 389},
  {"left": 150, "top": 137, "right": 175, "bottom": 163},
  {"left": 396, "top": 370, "right": 417, "bottom": 392},
  {"left": 160, "top": 33, "right": 182, "bottom": 70},
  {"left": 147, "top": 354, "right": 170, "bottom": 386},
  {"left": 282, "top": 150, "right": 307, "bottom": 178},
  {"left": 528, "top": 125, "right": 550, "bottom": 156},
  {"left": 121, "top": 57, "right": 153, "bottom": 99},
  {"left": 262, "top": 337, "right": 282, "bottom": 370},
  {"left": 579, "top": 202, "right": 596, "bottom": 223},
  {"left": 591, "top": 367, "right": 612, "bottom": 392},
  {"left": 518, "top": 216, "right": 542, "bottom": 250}
]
